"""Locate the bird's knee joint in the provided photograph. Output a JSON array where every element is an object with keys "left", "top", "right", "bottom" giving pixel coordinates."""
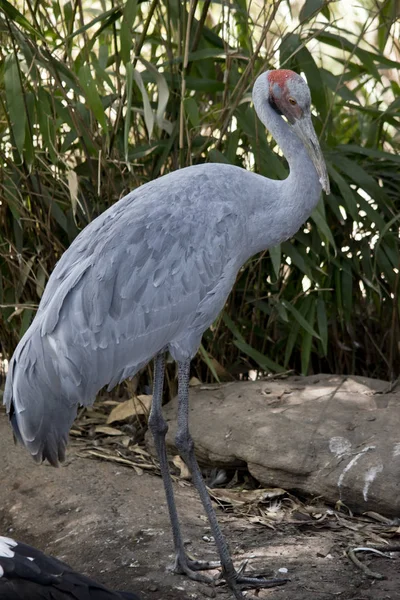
[
  {"left": 148, "top": 414, "right": 168, "bottom": 437},
  {"left": 175, "top": 431, "right": 194, "bottom": 454}
]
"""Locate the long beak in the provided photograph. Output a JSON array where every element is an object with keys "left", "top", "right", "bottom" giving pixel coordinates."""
[{"left": 291, "top": 116, "right": 330, "bottom": 195}]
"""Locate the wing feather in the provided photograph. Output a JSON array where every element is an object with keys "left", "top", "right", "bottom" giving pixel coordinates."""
[{"left": 4, "top": 164, "right": 248, "bottom": 463}]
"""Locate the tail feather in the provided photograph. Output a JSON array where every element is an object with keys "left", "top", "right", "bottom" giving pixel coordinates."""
[
  {"left": 4, "top": 344, "right": 77, "bottom": 467},
  {"left": 8, "top": 399, "right": 72, "bottom": 466}
]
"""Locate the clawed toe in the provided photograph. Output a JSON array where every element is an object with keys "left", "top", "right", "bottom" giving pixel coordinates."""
[
  {"left": 182, "top": 551, "right": 220, "bottom": 572},
  {"left": 235, "top": 574, "right": 289, "bottom": 590},
  {"left": 173, "top": 551, "right": 288, "bottom": 597},
  {"left": 173, "top": 552, "right": 220, "bottom": 583},
  {"left": 218, "top": 568, "right": 288, "bottom": 598}
]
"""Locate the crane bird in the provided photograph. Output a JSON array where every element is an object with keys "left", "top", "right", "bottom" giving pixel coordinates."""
[
  {"left": 4, "top": 69, "right": 329, "bottom": 599},
  {"left": 0, "top": 536, "right": 141, "bottom": 600}
]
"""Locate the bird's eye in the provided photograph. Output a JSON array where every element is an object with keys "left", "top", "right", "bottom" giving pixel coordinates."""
[{"left": 288, "top": 97, "right": 297, "bottom": 106}]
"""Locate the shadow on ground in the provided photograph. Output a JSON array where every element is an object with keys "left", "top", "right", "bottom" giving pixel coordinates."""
[{"left": 0, "top": 413, "right": 398, "bottom": 600}]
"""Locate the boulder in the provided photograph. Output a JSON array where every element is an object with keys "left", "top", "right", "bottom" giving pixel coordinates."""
[{"left": 156, "top": 374, "right": 400, "bottom": 517}]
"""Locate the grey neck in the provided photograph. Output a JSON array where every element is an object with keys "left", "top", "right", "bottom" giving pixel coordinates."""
[{"left": 245, "top": 73, "right": 322, "bottom": 256}]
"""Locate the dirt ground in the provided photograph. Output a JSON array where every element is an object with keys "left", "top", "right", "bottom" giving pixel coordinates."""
[{"left": 0, "top": 413, "right": 399, "bottom": 600}]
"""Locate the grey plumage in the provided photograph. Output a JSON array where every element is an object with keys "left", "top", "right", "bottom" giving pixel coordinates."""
[
  {"left": 6, "top": 165, "right": 251, "bottom": 463},
  {"left": 4, "top": 69, "right": 329, "bottom": 598}
]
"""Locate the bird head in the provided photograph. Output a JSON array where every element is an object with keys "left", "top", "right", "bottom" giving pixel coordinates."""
[{"left": 267, "top": 69, "right": 330, "bottom": 194}]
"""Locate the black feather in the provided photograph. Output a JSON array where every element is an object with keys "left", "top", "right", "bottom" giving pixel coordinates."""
[
  {"left": 0, "top": 538, "right": 141, "bottom": 600},
  {"left": 269, "top": 96, "right": 283, "bottom": 116}
]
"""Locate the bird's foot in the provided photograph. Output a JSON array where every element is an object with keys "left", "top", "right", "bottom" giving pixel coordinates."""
[
  {"left": 235, "top": 573, "right": 288, "bottom": 590},
  {"left": 174, "top": 553, "right": 288, "bottom": 597},
  {"left": 217, "top": 566, "right": 288, "bottom": 599},
  {"left": 173, "top": 551, "right": 220, "bottom": 583}
]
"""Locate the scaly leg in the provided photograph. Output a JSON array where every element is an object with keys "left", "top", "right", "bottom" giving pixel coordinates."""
[
  {"left": 175, "top": 359, "right": 287, "bottom": 599},
  {"left": 148, "top": 353, "right": 219, "bottom": 582}
]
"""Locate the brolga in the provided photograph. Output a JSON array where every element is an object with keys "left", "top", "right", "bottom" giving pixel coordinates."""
[
  {"left": 4, "top": 69, "right": 330, "bottom": 599},
  {"left": 0, "top": 536, "right": 141, "bottom": 600}
]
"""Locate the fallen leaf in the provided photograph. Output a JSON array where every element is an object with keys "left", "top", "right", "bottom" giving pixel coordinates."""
[
  {"left": 107, "top": 395, "right": 152, "bottom": 424},
  {"left": 82, "top": 449, "right": 147, "bottom": 474},
  {"left": 70, "top": 429, "right": 82, "bottom": 436},
  {"left": 120, "top": 436, "right": 131, "bottom": 447},
  {"left": 172, "top": 455, "right": 191, "bottom": 480},
  {"left": 208, "top": 487, "right": 286, "bottom": 506},
  {"left": 95, "top": 425, "right": 125, "bottom": 436},
  {"left": 248, "top": 516, "right": 276, "bottom": 530},
  {"left": 84, "top": 409, "right": 105, "bottom": 418},
  {"left": 363, "top": 511, "right": 392, "bottom": 524}
]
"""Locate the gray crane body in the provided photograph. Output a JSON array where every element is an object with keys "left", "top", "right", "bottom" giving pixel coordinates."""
[
  {"left": 4, "top": 69, "right": 329, "bottom": 599},
  {"left": 5, "top": 159, "right": 319, "bottom": 465}
]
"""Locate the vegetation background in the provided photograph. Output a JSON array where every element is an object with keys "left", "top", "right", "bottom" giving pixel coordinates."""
[{"left": 0, "top": 0, "right": 399, "bottom": 397}]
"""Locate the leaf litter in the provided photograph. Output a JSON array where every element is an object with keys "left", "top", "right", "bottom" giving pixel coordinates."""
[
  {"left": 71, "top": 391, "right": 400, "bottom": 581},
  {"left": 72, "top": 390, "right": 159, "bottom": 475}
]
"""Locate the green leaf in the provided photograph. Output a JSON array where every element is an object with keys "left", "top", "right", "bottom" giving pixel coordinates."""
[
  {"left": 284, "top": 321, "right": 300, "bottom": 367},
  {"left": 269, "top": 244, "right": 281, "bottom": 280},
  {"left": 317, "top": 297, "right": 328, "bottom": 355},
  {"left": 208, "top": 149, "right": 230, "bottom": 163},
  {"left": 320, "top": 69, "right": 360, "bottom": 104},
  {"left": 139, "top": 57, "right": 171, "bottom": 133},
  {"left": 373, "top": 214, "right": 400, "bottom": 266},
  {"left": 19, "top": 308, "right": 33, "bottom": 338},
  {"left": 282, "top": 242, "right": 312, "bottom": 278},
  {"left": 59, "top": 6, "right": 122, "bottom": 49},
  {"left": 222, "top": 312, "right": 246, "bottom": 344},
  {"left": 127, "top": 141, "right": 164, "bottom": 160},
  {"left": 311, "top": 199, "right": 336, "bottom": 251},
  {"left": 133, "top": 68, "right": 154, "bottom": 139},
  {"left": 156, "top": 72, "right": 224, "bottom": 93},
  {"left": 333, "top": 154, "right": 391, "bottom": 218},
  {"left": 281, "top": 299, "right": 321, "bottom": 339},
  {"left": 226, "top": 129, "right": 241, "bottom": 164},
  {"left": 338, "top": 144, "right": 400, "bottom": 165},
  {"left": 16, "top": 255, "right": 35, "bottom": 300},
  {"left": 37, "top": 90, "right": 56, "bottom": 163},
  {"left": 233, "top": 339, "right": 285, "bottom": 373},
  {"left": 321, "top": 4, "right": 330, "bottom": 19},
  {"left": 327, "top": 163, "right": 358, "bottom": 220},
  {"left": 199, "top": 344, "right": 220, "bottom": 382},
  {"left": 184, "top": 97, "right": 200, "bottom": 128},
  {"left": 341, "top": 268, "right": 353, "bottom": 322},
  {"left": 3, "top": 175, "right": 22, "bottom": 227},
  {"left": 315, "top": 31, "right": 400, "bottom": 70},
  {"left": 334, "top": 267, "right": 343, "bottom": 316},
  {"left": 23, "top": 92, "right": 35, "bottom": 168},
  {"left": 299, "top": 0, "right": 326, "bottom": 22},
  {"left": 234, "top": 0, "right": 253, "bottom": 52},
  {"left": 124, "top": 62, "right": 134, "bottom": 165},
  {"left": 41, "top": 193, "right": 68, "bottom": 233},
  {"left": 0, "top": 0, "right": 43, "bottom": 38},
  {"left": 121, "top": 0, "right": 138, "bottom": 65},
  {"left": 4, "top": 55, "right": 26, "bottom": 159},
  {"left": 299, "top": 46, "right": 327, "bottom": 118},
  {"left": 301, "top": 297, "right": 316, "bottom": 374},
  {"left": 378, "top": 0, "right": 397, "bottom": 52},
  {"left": 78, "top": 64, "right": 108, "bottom": 133}
]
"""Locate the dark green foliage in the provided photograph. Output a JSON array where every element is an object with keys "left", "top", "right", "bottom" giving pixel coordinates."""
[{"left": 0, "top": 0, "right": 399, "bottom": 388}]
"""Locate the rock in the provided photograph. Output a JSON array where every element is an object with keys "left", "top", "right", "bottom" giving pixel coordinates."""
[{"left": 153, "top": 375, "right": 400, "bottom": 517}]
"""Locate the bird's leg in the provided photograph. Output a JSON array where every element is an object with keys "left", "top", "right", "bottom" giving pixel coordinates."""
[
  {"left": 175, "top": 359, "right": 288, "bottom": 598},
  {"left": 148, "top": 353, "right": 218, "bottom": 582}
]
